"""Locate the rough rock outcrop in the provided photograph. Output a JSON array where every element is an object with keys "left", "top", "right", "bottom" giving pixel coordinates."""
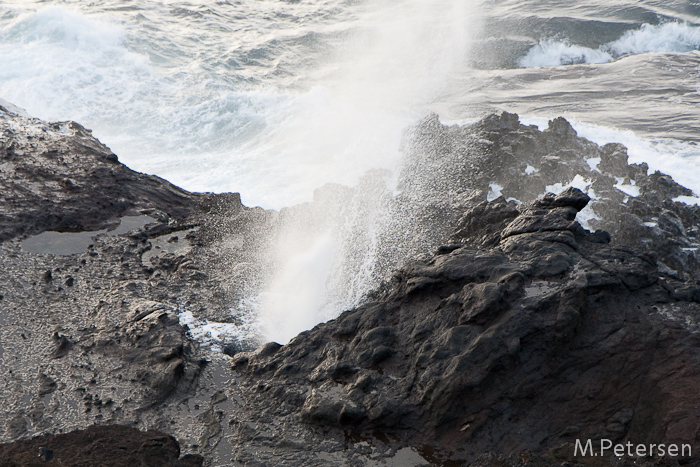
[
  {"left": 0, "top": 103, "right": 199, "bottom": 241},
  {"left": 0, "top": 425, "right": 203, "bottom": 467},
  {"left": 232, "top": 187, "right": 700, "bottom": 464},
  {"left": 0, "top": 102, "right": 268, "bottom": 462},
  {"left": 3, "top": 98, "right": 700, "bottom": 466},
  {"left": 398, "top": 112, "right": 700, "bottom": 281}
]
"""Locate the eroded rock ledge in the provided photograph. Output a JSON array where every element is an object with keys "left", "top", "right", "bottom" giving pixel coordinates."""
[
  {"left": 0, "top": 425, "right": 202, "bottom": 467},
  {"left": 231, "top": 187, "right": 700, "bottom": 465},
  {"left": 0, "top": 101, "right": 267, "bottom": 463}
]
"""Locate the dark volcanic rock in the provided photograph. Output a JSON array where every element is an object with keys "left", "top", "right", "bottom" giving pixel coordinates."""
[
  {"left": 0, "top": 102, "right": 269, "bottom": 463},
  {"left": 0, "top": 425, "right": 203, "bottom": 467},
  {"left": 233, "top": 188, "right": 700, "bottom": 464},
  {"left": 4, "top": 99, "right": 700, "bottom": 465},
  {"left": 396, "top": 112, "right": 700, "bottom": 281},
  {"left": 0, "top": 108, "right": 200, "bottom": 241}
]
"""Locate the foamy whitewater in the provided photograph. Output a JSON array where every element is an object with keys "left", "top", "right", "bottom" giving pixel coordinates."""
[
  {"left": 519, "top": 22, "right": 700, "bottom": 67},
  {"left": 1, "top": 0, "right": 699, "bottom": 346}
]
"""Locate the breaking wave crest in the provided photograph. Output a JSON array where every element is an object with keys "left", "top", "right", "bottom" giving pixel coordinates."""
[{"left": 519, "top": 22, "right": 700, "bottom": 67}]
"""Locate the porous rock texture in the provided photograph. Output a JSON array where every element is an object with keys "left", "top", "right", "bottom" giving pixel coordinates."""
[
  {"left": 0, "top": 101, "right": 266, "bottom": 464},
  {"left": 0, "top": 425, "right": 202, "bottom": 467},
  {"left": 0, "top": 99, "right": 197, "bottom": 241},
  {"left": 3, "top": 98, "right": 700, "bottom": 466},
  {"left": 231, "top": 187, "right": 700, "bottom": 465},
  {"left": 391, "top": 112, "right": 700, "bottom": 282}
]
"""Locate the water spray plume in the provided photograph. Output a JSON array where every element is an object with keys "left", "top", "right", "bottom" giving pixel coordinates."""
[{"left": 254, "top": 0, "right": 480, "bottom": 344}]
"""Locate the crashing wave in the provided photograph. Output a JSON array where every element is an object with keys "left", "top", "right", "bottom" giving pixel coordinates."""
[{"left": 519, "top": 22, "right": 700, "bottom": 67}]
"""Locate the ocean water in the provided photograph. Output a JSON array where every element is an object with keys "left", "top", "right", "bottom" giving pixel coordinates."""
[{"left": 1, "top": 0, "right": 699, "bottom": 345}]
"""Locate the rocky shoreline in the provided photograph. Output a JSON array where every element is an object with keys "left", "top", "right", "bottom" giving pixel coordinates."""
[{"left": 2, "top": 99, "right": 700, "bottom": 466}]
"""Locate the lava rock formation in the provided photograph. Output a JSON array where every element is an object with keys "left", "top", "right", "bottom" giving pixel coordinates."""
[{"left": 2, "top": 99, "right": 700, "bottom": 465}]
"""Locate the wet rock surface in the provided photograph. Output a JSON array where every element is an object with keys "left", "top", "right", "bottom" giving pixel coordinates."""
[
  {"left": 407, "top": 113, "right": 700, "bottom": 280},
  {"left": 3, "top": 100, "right": 700, "bottom": 465},
  {"left": 231, "top": 188, "right": 700, "bottom": 465},
  {"left": 0, "top": 103, "right": 268, "bottom": 463},
  {"left": 0, "top": 424, "right": 203, "bottom": 466},
  {"left": 0, "top": 103, "right": 197, "bottom": 242}
]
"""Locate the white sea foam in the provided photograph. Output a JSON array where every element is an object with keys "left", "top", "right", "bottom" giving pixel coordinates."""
[
  {"left": 524, "top": 164, "right": 539, "bottom": 175},
  {"left": 521, "top": 116, "right": 700, "bottom": 197},
  {"left": 0, "top": 7, "right": 152, "bottom": 124},
  {"left": 519, "top": 22, "right": 700, "bottom": 68},
  {"left": 576, "top": 201, "right": 599, "bottom": 233},
  {"left": 519, "top": 41, "right": 612, "bottom": 67},
  {"left": 487, "top": 182, "right": 504, "bottom": 201},
  {"left": 0, "top": 6, "right": 300, "bottom": 207},
  {"left": 586, "top": 157, "right": 601, "bottom": 171},
  {"left": 674, "top": 196, "right": 700, "bottom": 206},
  {"left": 546, "top": 174, "right": 593, "bottom": 195},
  {"left": 178, "top": 310, "right": 258, "bottom": 353},
  {"left": 543, "top": 175, "right": 598, "bottom": 231},
  {"left": 614, "top": 177, "right": 640, "bottom": 197},
  {"left": 608, "top": 22, "right": 700, "bottom": 56}
]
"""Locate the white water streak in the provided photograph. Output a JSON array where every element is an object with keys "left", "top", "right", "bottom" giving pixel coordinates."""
[{"left": 520, "top": 22, "right": 700, "bottom": 67}]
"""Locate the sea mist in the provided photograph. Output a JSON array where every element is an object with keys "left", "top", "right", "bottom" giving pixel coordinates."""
[{"left": 252, "top": 0, "right": 480, "bottom": 344}]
